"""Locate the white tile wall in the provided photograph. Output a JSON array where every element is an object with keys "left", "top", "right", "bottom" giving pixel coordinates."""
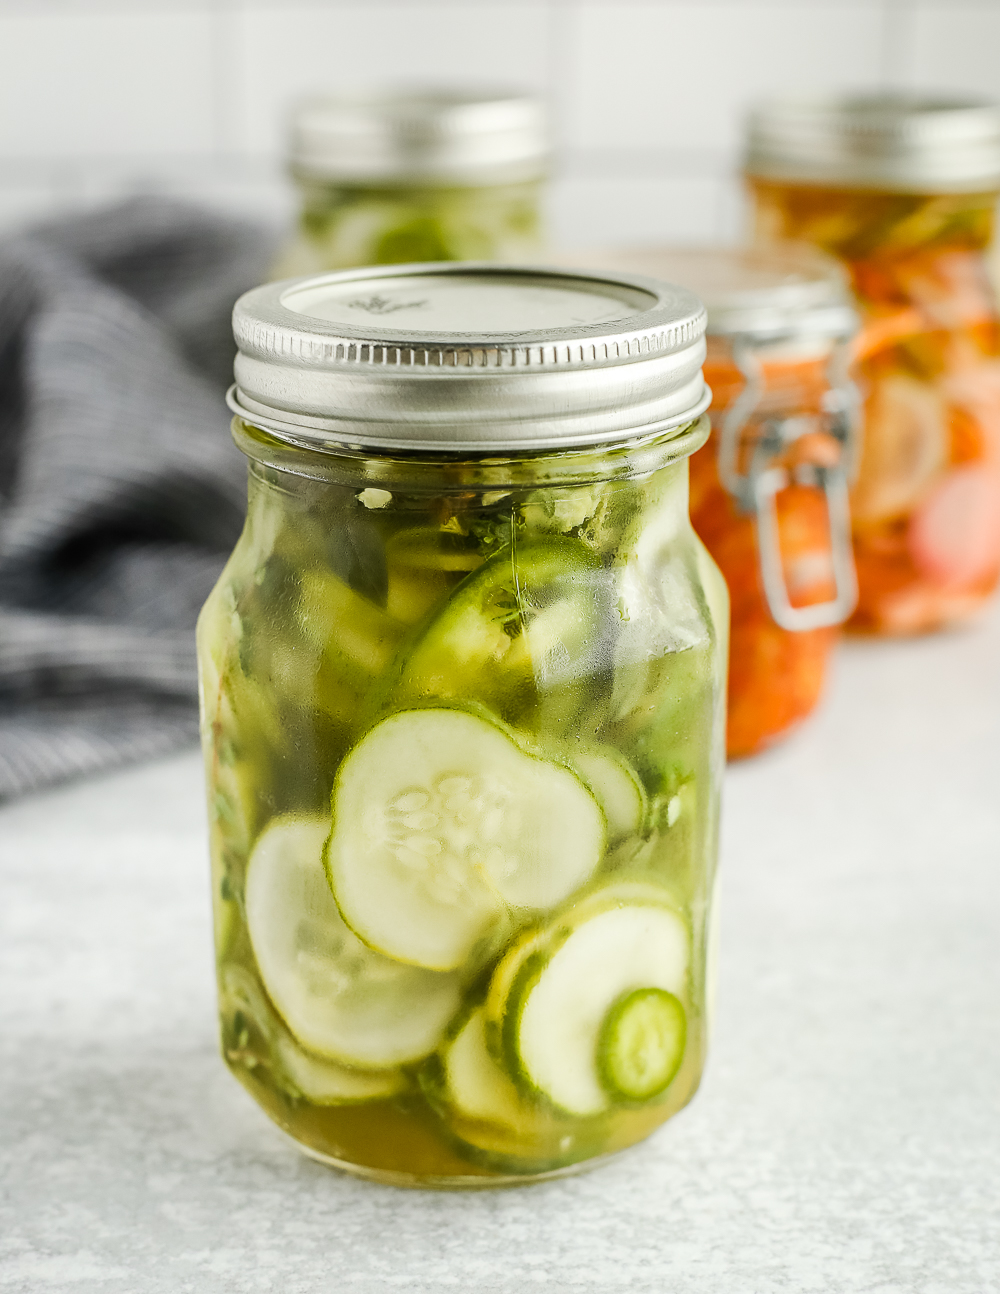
[
  {"left": 229, "top": 3, "right": 550, "bottom": 158},
  {"left": 0, "top": 0, "right": 991, "bottom": 249},
  {"left": 549, "top": 175, "right": 725, "bottom": 249},
  {"left": 568, "top": 2, "right": 884, "bottom": 156},
  {"left": 909, "top": 2, "right": 1000, "bottom": 101},
  {"left": 0, "top": 11, "right": 216, "bottom": 159}
]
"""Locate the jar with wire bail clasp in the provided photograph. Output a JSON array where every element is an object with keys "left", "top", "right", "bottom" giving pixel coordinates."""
[
  {"left": 271, "top": 90, "right": 549, "bottom": 278},
  {"left": 690, "top": 248, "right": 859, "bottom": 757},
  {"left": 746, "top": 94, "right": 1000, "bottom": 634},
  {"left": 563, "top": 246, "right": 859, "bottom": 759},
  {"left": 197, "top": 262, "right": 727, "bottom": 1187}
]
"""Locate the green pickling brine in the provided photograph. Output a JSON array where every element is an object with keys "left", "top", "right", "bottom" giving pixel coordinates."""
[
  {"left": 199, "top": 263, "right": 727, "bottom": 1187},
  {"left": 272, "top": 92, "right": 548, "bottom": 277}
]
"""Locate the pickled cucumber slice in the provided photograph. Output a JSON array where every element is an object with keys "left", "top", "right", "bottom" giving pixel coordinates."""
[
  {"left": 297, "top": 569, "right": 406, "bottom": 722},
  {"left": 219, "top": 964, "right": 406, "bottom": 1105},
  {"left": 569, "top": 746, "right": 646, "bottom": 844},
  {"left": 423, "top": 1003, "right": 579, "bottom": 1170},
  {"left": 381, "top": 537, "right": 603, "bottom": 721},
  {"left": 384, "top": 529, "right": 485, "bottom": 624},
  {"left": 494, "top": 881, "right": 689, "bottom": 1116},
  {"left": 326, "top": 708, "right": 605, "bottom": 971},
  {"left": 298, "top": 571, "right": 403, "bottom": 675},
  {"left": 482, "top": 923, "right": 551, "bottom": 1059},
  {"left": 245, "top": 816, "right": 461, "bottom": 1068},
  {"left": 275, "top": 1035, "right": 407, "bottom": 1106},
  {"left": 441, "top": 1005, "right": 536, "bottom": 1130},
  {"left": 597, "top": 987, "right": 686, "bottom": 1103}
]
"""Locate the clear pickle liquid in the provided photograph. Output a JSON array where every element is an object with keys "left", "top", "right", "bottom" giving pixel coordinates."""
[{"left": 197, "top": 418, "right": 727, "bottom": 1187}]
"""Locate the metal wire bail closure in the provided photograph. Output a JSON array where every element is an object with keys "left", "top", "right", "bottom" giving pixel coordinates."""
[{"left": 717, "top": 336, "right": 860, "bottom": 632}]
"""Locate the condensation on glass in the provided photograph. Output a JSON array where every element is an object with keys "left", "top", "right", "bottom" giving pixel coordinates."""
[
  {"left": 197, "top": 264, "right": 728, "bottom": 1187},
  {"left": 746, "top": 94, "right": 1000, "bottom": 634},
  {"left": 271, "top": 91, "right": 548, "bottom": 278}
]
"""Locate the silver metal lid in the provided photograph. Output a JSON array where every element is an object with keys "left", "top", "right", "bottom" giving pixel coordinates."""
[
  {"left": 230, "top": 263, "right": 709, "bottom": 453},
  {"left": 745, "top": 94, "right": 1000, "bottom": 193},
  {"left": 564, "top": 246, "right": 857, "bottom": 341},
  {"left": 289, "top": 90, "right": 548, "bottom": 187}
]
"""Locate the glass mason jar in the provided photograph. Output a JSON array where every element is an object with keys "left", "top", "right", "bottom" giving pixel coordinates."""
[
  {"left": 745, "top": 94, "right": 1000, "bottom": 633},
  {"left": 197, "top": 264, "right": 728, "bottom": 1187},
  {"left": 622, "top": 248, "right": 859, "bottom": 757},
  {"left": 271, "top": 91, "right": 548, "bottom": 279},
  {"left": 557, "top": 246, "right": 858, "bottom": 758}
]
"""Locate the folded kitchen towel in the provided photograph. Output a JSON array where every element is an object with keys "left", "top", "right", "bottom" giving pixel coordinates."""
[{"left": 0, "top": 198, "right": 275, "bottom": 799}]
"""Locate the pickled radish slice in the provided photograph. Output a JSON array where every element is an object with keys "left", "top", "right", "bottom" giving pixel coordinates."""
[
  {"left": 908, "top": 466, "right": 1000, "bottom": 588},
  {"left": 326, "top": 709, "right": 605, "bottom": 971},
  {"left": 852, "top": 375, "right": 947, "bottom": 523},
  {"left": 245, "top": 816, "right": 461, "bottom": 1067}
]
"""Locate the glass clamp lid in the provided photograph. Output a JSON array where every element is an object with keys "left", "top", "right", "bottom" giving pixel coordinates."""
[
  {"left": 229, "top": 262, "right": 710, "bottom": 454},
  {"left": 745, "top": 93, "right": 1000, "bottom": 193},
  {"left": 289, "top": 89, "right": 549, "bottom": 187}
]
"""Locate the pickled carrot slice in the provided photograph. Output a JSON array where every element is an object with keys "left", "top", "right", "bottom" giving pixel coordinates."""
[
  {"left": 908, "top": 465, "right": 1000, "bottom": 588},
  {"left": 852, "top": 308, "right": 927, "bottom": 362},
  {"left": 690, "top": 452, "right": 837, "bottom": 755},
  {"left": 940, "top": 357, "right": 1000, "bottom": 462},
  {"left": 726, "top": 620, "right": 833, "bottom": 759},
  {"left": 891, "top": 251, "right": 998, "bottom": 331}
]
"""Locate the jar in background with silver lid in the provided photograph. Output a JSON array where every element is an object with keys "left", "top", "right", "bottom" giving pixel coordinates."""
[
  {"left": 576, "top": 246, "right": 859, "bottom": 758},
  {"left": 197, "top": 263, "right": 727, "bottom": 1187},
  {"left": 746, "top": 94, "right": 1000, "bottom": 634},
  {"left": 271, "top": 90, "right": 549, "bottom": 278}
]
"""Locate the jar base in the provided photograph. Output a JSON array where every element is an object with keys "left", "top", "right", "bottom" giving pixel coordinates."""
[{"left": 296, "top": 1135, "right": 629, "bottom": 1190}]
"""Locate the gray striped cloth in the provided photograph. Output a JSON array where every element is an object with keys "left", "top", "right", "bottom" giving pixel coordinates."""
[{"left": 0, "top": 198, "right": 275, "bottom": 799}]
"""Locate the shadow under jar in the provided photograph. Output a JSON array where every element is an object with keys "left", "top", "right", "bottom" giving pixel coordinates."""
[
  {"left": 197, "top": 264, "right": 728, "bottom": 1187},
  {"left": 746, "top": 94, "right": 1000, "bottom": 634},
  {"left": 271, "top": 91, "right": 548, "bottom": 279}
]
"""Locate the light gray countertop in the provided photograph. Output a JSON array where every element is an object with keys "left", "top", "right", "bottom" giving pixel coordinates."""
[{"left": 2, "top": 613, "right": 999, "bottom": 1294}]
